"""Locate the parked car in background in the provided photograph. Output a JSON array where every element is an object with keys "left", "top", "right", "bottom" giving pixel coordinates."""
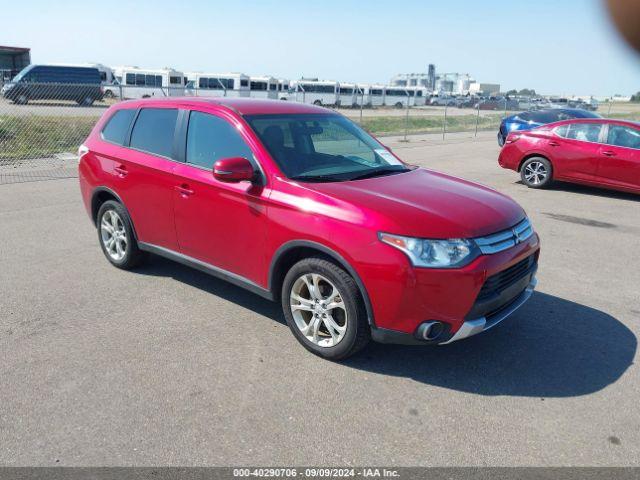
[
  {"left": 79, "top": 97, "right": 540, "bottom": 360},
  {"left": 499, "top": 118, "right": 640, "bottom": 194},
  {"left": 497, "top": 108, "right": 602, "bottom": 146},
  {"left": 456, "top": 96, "right": 480, "bottom": 108},
  {"left": 429, "top": 95, "right": 457, "bottom": 106},
  {"left": 1, "top": 64, "right": 104, "bottom": 105},
  {"left": 478, "top": 97, "right": 519, "bottom": 111}
]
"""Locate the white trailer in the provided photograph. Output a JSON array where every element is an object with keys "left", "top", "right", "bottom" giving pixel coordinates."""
[
  {"left": 185, "top": 72, "right": 250, "bottom": 98},
  {"left": 249, "top": 75, "right": 278, "bottom": 99},
  {"left": 112, "top": 66, "right": 185, "bottom": 99},
  {"left": 291, "top": 79, "right": 338, "bottom": 106}
]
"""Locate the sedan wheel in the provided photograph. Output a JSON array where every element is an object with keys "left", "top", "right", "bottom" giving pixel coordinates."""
[
  {"left": 521, "top": 157, "right": 553, "bottom": 189},
  {"left": 524, "top": 161, "right": 548, "bottom": 185},
  {"left": 290, "top": 273, "right": 347, "bottom": 348}
]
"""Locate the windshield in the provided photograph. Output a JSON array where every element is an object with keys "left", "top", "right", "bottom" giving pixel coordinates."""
[{"left": 245, "top": 113, "right": 409, "bottom": 182}]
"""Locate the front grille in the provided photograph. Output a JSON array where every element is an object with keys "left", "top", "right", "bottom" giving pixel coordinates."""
[
  {"left": 477, "top": 255, "right": 536, "bottom": 302},
  {"left": 474, "top": 218, "right": 534, "bottom": 254}
]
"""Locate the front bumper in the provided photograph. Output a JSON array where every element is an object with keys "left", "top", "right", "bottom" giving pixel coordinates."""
[{"left": 371, "top": 275, "right": 537, "bottom": 345}]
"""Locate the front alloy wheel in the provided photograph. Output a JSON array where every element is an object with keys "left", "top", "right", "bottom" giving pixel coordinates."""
[
  {"left": 282, "top": 257, "right": 370, "bottom": 360},
  {"left": 290, "top": 273, "right": 347, "bottom": 347},
  {"left": 96, "top": 200, "right": 145, "bottom": 269}
]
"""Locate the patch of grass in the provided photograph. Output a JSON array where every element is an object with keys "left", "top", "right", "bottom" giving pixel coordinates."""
[
  {"left": 0, "top": 115, "right": 97, "bottom": 160},
  {"left": 361, "top": 114, "right": 503, "bottom": 136}
]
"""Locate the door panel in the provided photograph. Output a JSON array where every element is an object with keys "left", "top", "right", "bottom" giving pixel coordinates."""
[
  {"left": 172, "top": 109, "right": 270, "bottom": 285},
  {"left": 172, "top": 164, "right": 270, "bottom": 285},
  {"left": 597, "top": 125, "right": 640, "bottom": 188},
  {"left": 551, "top": 123, "right": 603, "bottom": 181}
]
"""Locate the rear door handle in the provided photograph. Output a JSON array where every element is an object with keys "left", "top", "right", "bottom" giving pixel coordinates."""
[
  {"left": 548, "top": 141, "right": 560, "bottom": 147},
  {"left": 602, "top": 150, "right": 616, "bottom": 157},
  {"left": 114, "top": 164, "right": 128, "bottom": 177},
  {"left": 175, "top": 184, "right": 195, "bottom": 196}
]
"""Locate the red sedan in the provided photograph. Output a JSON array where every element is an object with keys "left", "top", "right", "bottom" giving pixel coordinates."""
[{"left": 498, "top": 118, "right": 640, "bottom": 194}]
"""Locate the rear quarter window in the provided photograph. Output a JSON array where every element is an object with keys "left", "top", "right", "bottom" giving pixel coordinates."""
[{"left": 101, "top": 109, "right": 136, "bottom": 145}]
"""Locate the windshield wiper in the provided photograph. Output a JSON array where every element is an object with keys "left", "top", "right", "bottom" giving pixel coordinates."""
[
  {"left": 289, "top": 174, "right": 343, "bottom": 183},
  {"left": 347, "top": 167, "right": 410, "bottom": 181}
]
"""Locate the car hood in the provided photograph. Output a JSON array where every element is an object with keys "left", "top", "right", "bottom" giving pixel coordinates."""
[{"left": 306, "top": 168, "right": 526, "bottom": 238}]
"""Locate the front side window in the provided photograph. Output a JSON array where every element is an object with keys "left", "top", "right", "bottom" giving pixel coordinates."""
[
  {"left": 101, "top": 109, "right": 136, "bottom": 145},
  {"left": 606, "top": 125, "right": 640, "bottom": 149},
  {"left": 246, "top": 114, "right": 408, "bottom": 181},
  {"left": 130, "top": 108, "right": 178, "bottom": 158},
  {"left": 565, "top": 123, "right": 602, "bottom": 143},
  {"left": 186, "top": 111, "right": 254, "bottom": 169}
]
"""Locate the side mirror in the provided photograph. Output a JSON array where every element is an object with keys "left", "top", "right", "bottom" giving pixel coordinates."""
[{"left": 213, "top": 157, "right": 255, "bottom": 183}]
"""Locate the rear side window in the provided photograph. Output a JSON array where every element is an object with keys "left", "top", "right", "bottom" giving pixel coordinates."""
[
  {"left": 130, "top": 108, "right": 178, "bottom": 158},
  {"left": 606, "top": 125, "right": 640, "bottom": 149},
  {"left": 564, "top": 123, "right": 602, "bottom": 143},
  {"left": 101, "top": 109, "right": 136, "bottom": 145},
  {"left": 554, "top": 125, "right": 569, "bottom": 137},
  {"left": 186, "top": 111, "right": 254, "bottom": 169}
]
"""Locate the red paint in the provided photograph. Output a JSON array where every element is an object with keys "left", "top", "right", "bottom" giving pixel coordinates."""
[
  {"left": 499, "top": 118, "right": 640, "bottom": 194},
  {"left": 80, "top": 98, "right": 540, "bottom": 337}
]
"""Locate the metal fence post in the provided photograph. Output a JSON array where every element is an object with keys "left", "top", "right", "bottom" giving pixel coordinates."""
[
  {"left": 359, "top": 90, "right": 364, "bottom": 125},
  {"left": 403, "top": 97, "right": 409, "bottom": 142},
  {"left": 608, "top": 100, "right": 612, "bottom": 116},
  {"left": 442, "top": 104, "right": 448, "bottom": 140},
  {"left": 119, "top": 83, "right": 123, "bottom": 101},
  {"left": 474, "top": 102, "right": 480, "bottom": 137}
]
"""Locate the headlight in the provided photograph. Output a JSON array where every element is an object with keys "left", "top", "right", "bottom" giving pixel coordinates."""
[{"left": 379, "top": 232, "right": 479, "bottom": 268}]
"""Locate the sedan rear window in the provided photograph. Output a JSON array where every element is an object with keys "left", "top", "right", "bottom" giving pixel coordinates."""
[{"left": 565, "top": 123, "right": 602, "bottom": 143}]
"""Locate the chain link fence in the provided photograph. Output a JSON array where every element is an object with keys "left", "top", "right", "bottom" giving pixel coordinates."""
[{"left": 2, "top": 80, "right": 639, "bottom": 184}]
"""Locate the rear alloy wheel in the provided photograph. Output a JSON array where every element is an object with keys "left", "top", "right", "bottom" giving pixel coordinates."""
[
  {"left": 521, "top": 157, "right": 553, "bottom": 189},
  {"left": 97, "top": 200, "right": 145, "bottom": 269},
  {"left": 282, "top": 258, "right": 370, "bottom": 360}
]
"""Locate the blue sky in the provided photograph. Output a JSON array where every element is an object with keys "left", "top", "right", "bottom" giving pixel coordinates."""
[{"left": 4, "top": 0, "right": 639, "bottom": 96}]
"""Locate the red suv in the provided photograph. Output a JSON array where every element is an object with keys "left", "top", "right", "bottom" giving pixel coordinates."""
[{"left": 79, "top": 98, "right": 540, "bottom": 359}]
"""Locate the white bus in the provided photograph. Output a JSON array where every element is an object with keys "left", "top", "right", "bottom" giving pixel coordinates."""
[
  {"left": 112, "top": 66, "right": 185, "bottom": 99},
  {"left": 290, "top": 79, "right": 339, "bottom": 106},
  {"left": 185, "top": 72, "right": 250, "bottom": 98},
  {"left": 407, "top": 86, "right": 428, "bottom": 106},
  {"left": 338, "top": 83, "right": 359, "bottom": 107},
  {"left": 276, "top": 79, "right": 290, "bottom": 100},
  {"left": 384, "top": 87, "right": 411, "bottom": 108},
  {"left": 249, "top": 75, "right": 278, "bottom": 99},
  {"left": 363, "top": 84, "right": 386, "bottom": 107}
]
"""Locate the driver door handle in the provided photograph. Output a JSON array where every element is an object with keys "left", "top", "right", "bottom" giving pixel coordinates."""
[
  {"left": 601, "top": 150, "right": 616, "bottom": 157},
  {"left": 548, "top": 141, "right": 560, "bottom": 147},
  {"left": 175, "top": 184, "right": 195, "bottom": 196}
]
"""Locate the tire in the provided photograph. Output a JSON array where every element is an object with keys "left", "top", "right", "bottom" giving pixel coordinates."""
[
  {"left": 313, "top": 100, "right": 322, "bottom": 106},
  {"left": 14, "top": 94, "right": 28, "bottom": 105},
  {"left": 77, "top": 96, "right": 95, "bottom": 106},
  {"left": 104, "top": 90, "right": 115, "bottom": 99},
  {"left": 394, "top": 102, "right": 404, "bottom": 108},
  {"left": 281, "top": 257, "right": 370, "bottom": 360},
  {"left": 96, "top": 200, "right": 146, "bottom": 270},
  {"left": 497, "top": 132, "right": 505, "bottom": 147},
  {"left": 520, "top": 156, "right": 553, "bottom": 189}
]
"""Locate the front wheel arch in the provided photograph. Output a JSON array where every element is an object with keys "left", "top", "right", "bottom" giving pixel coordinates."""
[{"left": 268, "top": 240, "right": 375, "bottom": 327}]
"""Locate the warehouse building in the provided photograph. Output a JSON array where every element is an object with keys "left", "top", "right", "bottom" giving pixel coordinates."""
[{"left": 0, "top": 45, "right": 31, "bottom": 83}]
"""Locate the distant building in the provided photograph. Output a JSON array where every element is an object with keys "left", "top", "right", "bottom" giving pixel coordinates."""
[
  {"left": 435, "top": 73, "right": 474, "bottom": 95},
  {"left": 469, "top": 82, "right": 501, "bottom": 96},
  {"left": 0, "top": 45, "right": 31, "bottom": 82},
  {"left": 390, "top": 72, "right": 432, "bottom": 88}
]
